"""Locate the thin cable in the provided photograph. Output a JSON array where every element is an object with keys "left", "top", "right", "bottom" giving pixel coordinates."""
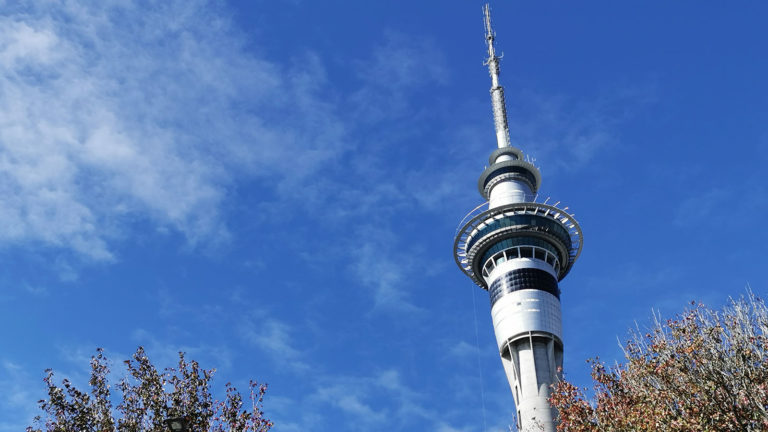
[{"left": 471, "top": 287, "right": 488, "bottom": 432}]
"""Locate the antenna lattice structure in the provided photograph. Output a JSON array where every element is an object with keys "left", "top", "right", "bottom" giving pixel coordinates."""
[
  {"left": 484, "top": 4, "right": 512, "bottom": 149},
  {"left": 453, "top": 5, "right": 584, "bottom": 432}
]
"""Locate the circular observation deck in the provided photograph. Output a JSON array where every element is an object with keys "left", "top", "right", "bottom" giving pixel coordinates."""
[{"left": 453, "top": 202, "right": 583, "bottom": 288}]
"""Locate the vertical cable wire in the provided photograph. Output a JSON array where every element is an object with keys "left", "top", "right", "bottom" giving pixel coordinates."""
[{"left": 472, "top": 287, "right": 488, "bottom": 431}]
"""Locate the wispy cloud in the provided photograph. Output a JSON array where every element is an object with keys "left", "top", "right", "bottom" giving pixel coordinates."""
[
  {"left": 0, "top": 2, "right": 461, "bottom": 316},
  {"left": 673, "top": 183, "right": 768, "bottom": 230},
  {"left": 129, "top": 329, "right": 234, "bottom": 373},
  {"left": 674, "top": 187, "right": 729, "bottom": 227},
  {"left": 239, "top": 316, "right": 309, "bottom": 372},
  {"left": 0, "top": 1, "right": 346, "bottom": 261},
  {"left": 301, "top": 370, "right": 427, "bottom": 430},
  {"left": 350, "top": 229, "right": 421, "bottom": 313},
  {"left": 506, "top": 84, "right": 656, "bottom": 172},
  {"left": 448, "top": 340, "right": 480, "bottom": 358},
  {"left": 266, "top": 366, "right": 511, "bottom": 432},
  {"left": 0, "top": 360, "right": 40, "bottom": 432},
  {"left": 350, "top": 31, "right": 448, "bottom": 123}
]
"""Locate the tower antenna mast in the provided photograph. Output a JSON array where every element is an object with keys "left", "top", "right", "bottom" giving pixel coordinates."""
[{"left": 483, "top": 4, "right": 512, "bottom": 149}]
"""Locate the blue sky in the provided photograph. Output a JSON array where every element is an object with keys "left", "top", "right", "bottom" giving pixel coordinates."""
[{"left": 1, "top": 1, "right": 767, "bottom": 431}]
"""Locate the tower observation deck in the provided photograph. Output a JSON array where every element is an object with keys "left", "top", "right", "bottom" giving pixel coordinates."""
[{"left": 453, "top": 5, "right": 583, "bottom": 431}]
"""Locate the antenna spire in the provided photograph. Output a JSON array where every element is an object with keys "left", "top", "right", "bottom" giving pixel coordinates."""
[{"left": 483, "top": 4, "right": 512, "bottom": 149}]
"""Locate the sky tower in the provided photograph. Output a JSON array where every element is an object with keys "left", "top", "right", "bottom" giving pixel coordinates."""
[{"left": 453, "top": 5, "right": 584, "bottom": 431}]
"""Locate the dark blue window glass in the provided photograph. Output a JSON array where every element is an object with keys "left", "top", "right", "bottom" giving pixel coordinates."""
[
  {"left": 488, "top": 268, "right": 560, "bottom": 306},
  {"left": 467, "top": 214, "right": 570, "bottom": 252}
]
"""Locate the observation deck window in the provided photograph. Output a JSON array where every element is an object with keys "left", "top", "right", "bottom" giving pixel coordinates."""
[
  {"left": 466, "top": 214, "right": 572, "bottom": 252},
  {"left": 481, "top": 244, "right": 561, "bottom": 282},
  {"left": 480, "top": 236, "right": 560, "bottom": 266},
  {"left": 484, "top": 260, "right": 495, "bottom": 275}
]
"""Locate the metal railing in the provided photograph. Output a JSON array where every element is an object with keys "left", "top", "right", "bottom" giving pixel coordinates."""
[{"left": 453, "top": 200, "right": 584, "bottom": 286}]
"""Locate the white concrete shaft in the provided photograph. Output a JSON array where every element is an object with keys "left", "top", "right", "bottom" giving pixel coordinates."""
[
  {"left": 500, "top": 335, "right": 562, "bottom": 432},
  {"left": 491, "top": 289, "right": 563, "bottom": 432},
  {"left": 490, "top": 289, "right": 562, "bottom": 348},
  {"left": 495, "top": 154, "right": 516, "bottom": 163},
  {"left": 489, "top": 178, "right": 533, "bottom": 208}
]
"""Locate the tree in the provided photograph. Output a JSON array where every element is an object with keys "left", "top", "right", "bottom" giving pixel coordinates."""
[
  {"left": 551, "top": 292, "right": 768, "bottom": 432},
  {"left": 28, "top": 347, "right": 273, "bottom": 432}
]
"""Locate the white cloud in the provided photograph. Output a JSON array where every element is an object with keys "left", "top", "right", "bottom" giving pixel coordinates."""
[
  {"left": 448, "top": 340, "right": 480, "bottom": 358},
  {"left": 240, "top": 316, "right": 309, "bottom": 372},
  {"left": 350, "top": 227, "right": 422, "bottom": 313},
  {"left": 0, "top": 360, "right": 40, "bottom": 432},
  {"left": 505, "top": 85, "right": 655, "bottom": 173},
  {"left": 305, "top": 370, "right": 407, "bottom": 428},
  {"left": 349, "top": 32, "right": 448, "bottom": 123},
  {"left": 268, "top": 367, "right": 498, "bottom": 432},
  {"left": 129, "top": 328, "right": 234, "bottom": 372},
  {"left": 362, "top": 32, "right": 448, "bottom": 89},
  {"left": 0, "top": 1, "right": 346, "bottom": 260}
]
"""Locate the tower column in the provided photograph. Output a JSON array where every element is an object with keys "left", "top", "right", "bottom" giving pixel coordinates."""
[
  {"left": 489, "top": 180, "right": 533, "bottom": 208},
  {"left": 452, "top": 5, "right": 584, "bottom": 431},
  {"left": 489, "top": 261, "right": 562, "bottom": 432}
]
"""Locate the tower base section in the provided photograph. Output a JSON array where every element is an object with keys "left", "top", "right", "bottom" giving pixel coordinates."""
[
  {"left": 500, "top": 334, "right": 562, "bottom": 432},
  {"left": 491, "top": 288, "right": 563, "bottom": 432}
]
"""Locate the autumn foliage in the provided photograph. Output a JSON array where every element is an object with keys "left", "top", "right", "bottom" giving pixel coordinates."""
[
  {"left": 28, "top": 347, "right": 272, "bottom": 432},
  {"left": 550, "top": 292, "right": 768, "bottom": 432}
]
